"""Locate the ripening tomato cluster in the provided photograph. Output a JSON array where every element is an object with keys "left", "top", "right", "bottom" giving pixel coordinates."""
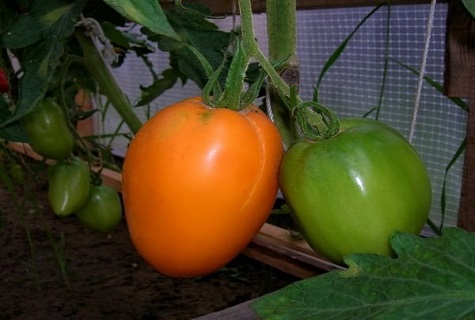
[
  {"left": 122, "top": 97, "right": 432, "bottom": 277},
  {"left": 21, "top": 99, "right": 122, "bottom": 233}
]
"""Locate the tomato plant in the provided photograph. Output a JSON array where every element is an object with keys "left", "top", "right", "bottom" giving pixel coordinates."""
[
  {"left": 280, "top": 118, "right": 432, "bottom": 263},
  {"left": 122, "top": 97, "right": 283, "bottom": 277},
  {"left": 48, "top": 156, "right": 91, "bottom": 217},
  {"left": 21, "top": 99, "right": 75, "bottom": 160},
  {"left": 76, "top": 184, "right": 122, "bottom": 233}
]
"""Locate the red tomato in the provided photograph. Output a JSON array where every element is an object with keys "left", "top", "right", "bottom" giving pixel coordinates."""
[{"left": 122, "top": 97, "right": 283, "bottom": 277}]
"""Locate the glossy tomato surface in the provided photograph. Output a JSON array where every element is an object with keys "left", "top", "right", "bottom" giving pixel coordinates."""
[
  {"left": 77, "top": 185, "right": 122, "bottom": 233},
  {"left": 48, "top": 156, "right": 91, "bottom": 217},
  {"left": 122, "top": 97, "right": 283, "bottom": 277},
  {"left": 22, "top": 99, "right": 75, "bottom": 160},
  {"left": 280, "top": 118, "right": 432, "bottom": 264}
]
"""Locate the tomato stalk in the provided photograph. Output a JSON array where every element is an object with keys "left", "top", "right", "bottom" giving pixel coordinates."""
[
  {"left": 266, "top": 0, "right": 300, "bottom": 147},
  {"left": 75, "top": 31, "right": 143, "bottom": 134},
  {"left": 237, "top": 0, "right": 341, "bottom": 141}
]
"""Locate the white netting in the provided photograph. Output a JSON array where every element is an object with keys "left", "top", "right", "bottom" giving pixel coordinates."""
[{"left": 103, "top": 3, "right": 465, "bottom": 228}]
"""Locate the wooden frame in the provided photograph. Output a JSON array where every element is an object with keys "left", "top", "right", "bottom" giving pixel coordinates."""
[
  {"left": 444, "top": 0, "right": 475, "bottom": 232},
  {"left": 161, "top": 0, "right": 447, "bottom": 14}
]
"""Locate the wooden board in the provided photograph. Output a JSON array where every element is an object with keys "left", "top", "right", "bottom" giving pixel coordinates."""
[
  {"left": 161, "top": 0, "right": 445, "bottom": 15},
  {"left": 444, "top": 0, "right": 475, "bottom": 231},
  {"left": 193, "top": 299, "right": 258, "bottom": 320}
]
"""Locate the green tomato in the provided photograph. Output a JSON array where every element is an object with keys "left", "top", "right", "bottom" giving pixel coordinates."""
[
  {"left": 280, "top": 118, "right": 432, "bottom": 264},
  {"left": 76, "top": 185, "right": 122, "bottom": 233},
  {"left": 22, "top": 99, "right": 75, "bottom": 160},
  {"left": 48, "top": 156, "right": 90, "bottom": 217}
]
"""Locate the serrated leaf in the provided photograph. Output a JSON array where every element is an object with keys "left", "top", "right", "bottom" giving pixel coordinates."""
[
  {"left": 142, "top": 8, "right": 230, "bottom": 89},
  {"left": 252, "top": 227, "right": 475, "bottom": 320},
  {"left": 101, "top": 0, "right": 180, "bottom": 41},
  {"left": 0, "top": 0, "right": 85, "bottom": 128}
]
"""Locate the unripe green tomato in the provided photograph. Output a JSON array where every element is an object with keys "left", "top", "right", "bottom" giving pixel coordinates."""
[
  {"left": 279, "top": 118, "right": 432, "bottom": 264},
  {"left": 21, "top": 99, "right": 75, "bottom": 160},
  {"left": 76, "top": 185, "right": 122, "bottom": 233},
  {"left": 48, "top": 156, "right": 90, "bottom": 217}
]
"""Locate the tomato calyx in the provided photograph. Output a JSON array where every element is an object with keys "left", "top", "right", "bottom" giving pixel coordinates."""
[
  {"left": 292, "top": 100, "right": 341, "bottom": 141},
  {"left": 201, "top": 36, "right": 266, "bottom": 111}
]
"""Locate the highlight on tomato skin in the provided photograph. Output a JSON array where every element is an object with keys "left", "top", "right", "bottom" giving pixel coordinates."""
[
  {"left": 279, "top": 118, "right": 432, "bottom": 264},
  {"left": 122, "top": 97, "right": 283, "bottom": 278}
]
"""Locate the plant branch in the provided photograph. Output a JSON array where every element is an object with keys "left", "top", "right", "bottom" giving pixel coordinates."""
[{"left": 75, "top": 30, "right": 142, "bottom": 134}]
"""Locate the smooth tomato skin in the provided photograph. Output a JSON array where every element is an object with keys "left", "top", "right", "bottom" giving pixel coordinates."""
[
  {"left": 48, "top": 156, "right": 91, "bottom": 217},
  {"left": 122, "top": 97, "right": 283, "bottom": 277},
  {"left": 77, "top": 185, "right": 123, "bottom": 233},
  {"left": 22, "top": 99, "right": 75, "bottom": 160},
  {"left": 280, "top": 118, "right": 432, "bottom": 264}
]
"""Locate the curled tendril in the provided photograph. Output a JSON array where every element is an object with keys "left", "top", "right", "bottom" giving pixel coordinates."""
[{"left": 292, "top": 101, "right": 341, "bottom": 141}]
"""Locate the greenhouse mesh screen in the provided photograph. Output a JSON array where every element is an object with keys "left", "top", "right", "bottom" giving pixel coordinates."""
[{"left": 104, "top": 3, "right": 465, "bottom": 228}]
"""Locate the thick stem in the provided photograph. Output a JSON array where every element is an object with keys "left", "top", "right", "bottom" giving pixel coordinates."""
[
  {"left": 267, "top": 0, "right": 300, "bottom": 147},
  {"left": 75, "top": 31, "right": 142, "bottom": 134},
  {"left": 238, "top": 0, "right": 294, "bottom": 101},
  {"left": 267, "top": 0, "right": 296, "bottom": 63},
  {"left": 238, "top": 0, "right": 341, "bottom": 141}
]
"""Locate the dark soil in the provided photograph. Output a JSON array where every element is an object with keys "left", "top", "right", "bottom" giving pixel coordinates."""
[{"left": 0, "top": 169, "right": 297, "bottom": 320}]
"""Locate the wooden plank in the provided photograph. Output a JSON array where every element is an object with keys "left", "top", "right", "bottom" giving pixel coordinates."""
[
  {"left": 459, "top": 102, "right": 475, "bottom": 231},
  {"left": 7, "top": 142, "right": 123, "bottom": 192},
  {"left": 161, "top": 0, "right": 445, "bottom": 15},
  {"left": 444, "top": 0, "right": 475, "bottom": 231},
  {"left": 193, "top": 299, "right": 258, "bottom": 320},
  {"left": 243, "top": 223, "right": 345, "bottom": 278},
  {"left": 444, "top": 0, "right": 475, "bottom": 98}
]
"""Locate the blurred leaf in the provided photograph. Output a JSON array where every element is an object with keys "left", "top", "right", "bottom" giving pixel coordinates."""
[
  {"left": 462, "top": 0, "right": 475, "bottom": 18},
  {"left": 101, "top": 22, "right": 132, "bottom": 49},
  {"left": 137, "top": 68, "right": 179, "bottom": 106},
  {"left": 1, "top": 0, "right": 82, "bottom": 48},
  {"left": 0, "top": 93, "right": 29, "bottom": 142},
  {"left": 252, "top": 227, "right": 475, "bottom": 320},
  {"left": 102, "top": 0, "right": 180, "bottom": 41},
  {"left": 0, "top": 0, "right": 86, "bottom": 130}
]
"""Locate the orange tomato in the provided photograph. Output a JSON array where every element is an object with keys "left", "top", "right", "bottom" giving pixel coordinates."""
[{"left": 122, "top": 97, "right": 283, "bottom": 277}]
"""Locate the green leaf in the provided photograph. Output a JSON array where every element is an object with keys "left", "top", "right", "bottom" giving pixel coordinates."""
[
  {"left": 0, "top": 0, "right": 86, "bottom": 129},
  {"left": 101, "top": 0, "right": 181, "bottom": 41},
  {"left": 252, "top": 227, "right": 475, "bottom": 320},
  {"left": 0, "top": 97, "right": 29, "bottom": 142},
  {"left": 315, "top": 4, "right": 384, "bottom": 90},
  {"left": 462, "top": 0, "right": 475, "bottom": 19},
  {"left": 1, "top": 0, "right": 82, "bottom": 48},
  {"left": 137, "top": 68, "right": 179, "bottom": 106},
  {"left": 142, "top": 8, "right": 231, "bottom": 89}
]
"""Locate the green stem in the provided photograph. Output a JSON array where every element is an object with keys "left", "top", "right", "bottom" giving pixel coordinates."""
[
  {"left": 238, "top": 0, "right": 295, "bottom": 102},
  {"left": 75, "top": 31, "right": 142, "bottom": 134},
  {"left": 267, "top": 0, "right": 297, "bottom": 63},
  {"left": 266, "top": 0, "right": 300, "bottom": 147},
  {"left": 238, "top": 0, "right": 341, "bottom": 141}
]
